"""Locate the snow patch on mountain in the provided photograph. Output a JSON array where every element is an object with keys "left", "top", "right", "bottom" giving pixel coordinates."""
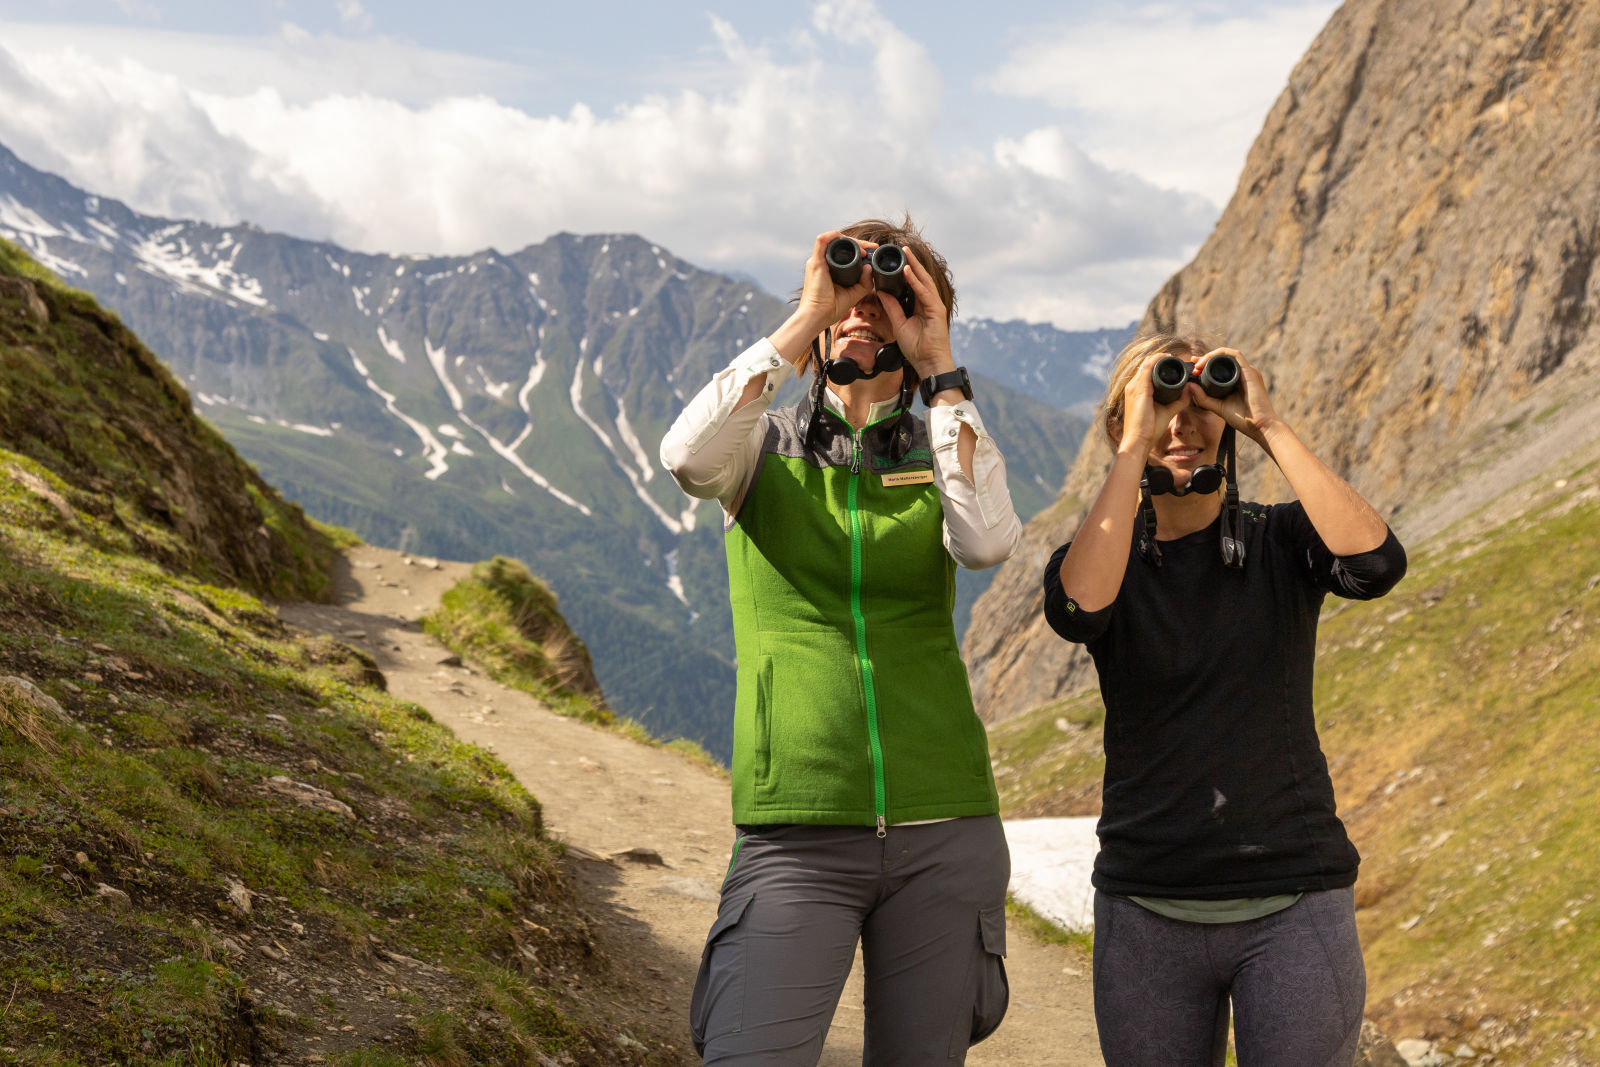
[
  {"left": 347, "top": 347, "right": 450, "bottom": 480},
  {"left": 570, "top": 358, "right": 683, "bottom": 534},
  {"left": 133, "top": 227, "right": 269, "bottom": 308},
  {"left": 424, "top": 336, "right": 464, "bottom": 412},
  {"left": 376, "top": 325, "right": 406, "bottom": 363},
  {"left": 612, "top": 401, "right": 654, "bottom": 485}
]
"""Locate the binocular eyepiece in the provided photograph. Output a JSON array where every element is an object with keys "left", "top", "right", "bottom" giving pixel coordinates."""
[
  {"left": 1151, "top": 354, "right": 1241, "bottom": 405},
  {"left": 825, "top": 237, "right": 915, "bottom": 317}
]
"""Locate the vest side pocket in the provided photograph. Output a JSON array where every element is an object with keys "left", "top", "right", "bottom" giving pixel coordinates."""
[{"left": 753, "top": 654, "right": 773, "bottom": 786}]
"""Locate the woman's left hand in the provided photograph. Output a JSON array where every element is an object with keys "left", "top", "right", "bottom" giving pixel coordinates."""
[
  {"left": 1193, "top": 348, "right": 1281, "bottom": 449},
  {"left": 878, "top": 250, "right": 956, "bottom": 379}
]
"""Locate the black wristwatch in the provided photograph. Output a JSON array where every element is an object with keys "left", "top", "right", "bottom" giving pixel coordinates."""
[{"left": 919, "top": 366, "right": 972, "bottom": 406}]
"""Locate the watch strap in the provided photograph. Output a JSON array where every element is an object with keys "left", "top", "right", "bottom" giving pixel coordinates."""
[{"left": 919, "top": 366, "right": 972, "bottom": 406}]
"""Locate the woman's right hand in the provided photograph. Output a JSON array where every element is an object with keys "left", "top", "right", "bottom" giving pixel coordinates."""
[
  {"left": 1116, "top": 354, "right": 1178, "bottom": 457},
  {"left": 792, "top": 231, "right": 877, "bottom": 334},
  {"left": 768, "top": 232, "right": 878, "bottom": 368}
]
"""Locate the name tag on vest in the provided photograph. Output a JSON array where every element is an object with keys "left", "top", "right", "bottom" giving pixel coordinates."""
[{"left": 881, "top": 469, "right": 934, "bottom": 487}]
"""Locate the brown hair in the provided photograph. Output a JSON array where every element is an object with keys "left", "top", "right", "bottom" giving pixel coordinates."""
[
  {"left": 1099, "top": 331, "right": 1224, "bottom": 445},
  {"left": 797, "top": 214, "right": 957, "bottom": 377}
]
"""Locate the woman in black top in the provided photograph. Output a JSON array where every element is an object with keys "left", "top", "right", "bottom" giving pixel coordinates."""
[{"left": 1043, "top": 333, "right": 1406, "bottom": 1067}]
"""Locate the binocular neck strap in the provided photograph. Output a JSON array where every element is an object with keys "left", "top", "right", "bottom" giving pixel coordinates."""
[
  {"left": 803, "top": 356, "right": 829, "bottom": 452},
  {"left": 1218, "top": 426, "right": 1246, "bottom": 569},
  {"left": 1138, "top": 483, "right": 1164, "bottom": 568}
]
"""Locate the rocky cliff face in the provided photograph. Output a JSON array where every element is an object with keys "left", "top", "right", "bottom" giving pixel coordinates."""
[{"left": 967, "top": 0, "right": 1600, "bottom": 722}]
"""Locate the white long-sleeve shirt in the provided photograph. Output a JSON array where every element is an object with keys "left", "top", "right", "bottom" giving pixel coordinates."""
[{"left": 660, "top": 338, "right": 1023, "bottom": 570}]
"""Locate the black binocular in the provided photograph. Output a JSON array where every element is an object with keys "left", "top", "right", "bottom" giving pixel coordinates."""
[
  {"left": 1151, "top": 354, "right": 1241, "bottom": 405},
  {"left": 825, "top": 237, "right": 915, "bottom": 317}
]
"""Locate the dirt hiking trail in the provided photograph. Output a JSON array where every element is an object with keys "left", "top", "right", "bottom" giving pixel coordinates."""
[{"left": 279, "top": 544, "right": 1102, "bottom": 1065}]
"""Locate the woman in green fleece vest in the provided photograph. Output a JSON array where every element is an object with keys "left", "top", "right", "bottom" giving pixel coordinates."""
[{"left": 660, "top": 217, "right": 1024, "bottom": 1065}]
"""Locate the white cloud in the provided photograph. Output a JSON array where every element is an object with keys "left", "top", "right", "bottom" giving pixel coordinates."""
[
  {"left": 984, "top": 2, "right": 1338, "bottom": 206},
  {"left": 335, "top": 1, "right": 374, "bottom": 34},
  {"left": 0, "top": 6, "right": 1225, "bottom": 328}
]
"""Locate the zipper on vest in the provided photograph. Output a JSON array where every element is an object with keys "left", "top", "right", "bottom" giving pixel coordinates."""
[{"left": 847, "top": 433, "right": 887, "bottom": 837}]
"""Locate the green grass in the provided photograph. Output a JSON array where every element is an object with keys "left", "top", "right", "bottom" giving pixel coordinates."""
[
  {"left": 425, "top": 556, "right": 724, "bottom": 773},
  {"left": 1006, "top": 895, "right": 1093, "bottom": 955},
  {"left": 987, "top": 689, "right": 1105, "bottom": 817},
  {"left": 0, "top": 457, "right": 668, "bottom": 1061}
]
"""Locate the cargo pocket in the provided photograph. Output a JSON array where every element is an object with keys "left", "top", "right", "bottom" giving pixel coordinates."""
[
  {"left": 950, "top": 903, "right": 1010, "bottom": 1054},
  {"left": 689, "top": 891, "right": 755, "bottom": 1056}
]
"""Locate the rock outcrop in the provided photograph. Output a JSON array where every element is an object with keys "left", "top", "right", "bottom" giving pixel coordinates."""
[{"left": 967, "top": 0, "right": 1600, "bottom": 721}]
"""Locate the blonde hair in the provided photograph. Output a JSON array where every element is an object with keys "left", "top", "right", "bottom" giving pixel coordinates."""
[{"left": 1099, "top": 331, "right": 1225, "bottom": 444}]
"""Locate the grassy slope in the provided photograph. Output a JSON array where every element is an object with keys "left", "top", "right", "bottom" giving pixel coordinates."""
[
  {"left": 422, "top": 558, "right": 721, "bottom": 773},
  {"left": 986, "top": 473, "right": 1600, "bottom": 1063},
  {"left": 0, "top": 245, "right": 681, "bottom": 1063}
]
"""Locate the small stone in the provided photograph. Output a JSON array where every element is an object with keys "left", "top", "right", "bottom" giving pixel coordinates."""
[
  {"left": 95, "top": 883, "right": 132, "bottom": 911},
  {"left": 75, "top": 852, "right": 89, "bottom": 866},
  {"left": 225, "top": 878, "right": 254, "bottom": 914},
  {"left": 265, "top": 713, "right": 288, "bottom": 723},
  {"left": 264, "top": 775, "right": 356, "bottom": 818},
  {"left": 611, "top": 847, "right": 668, "bottom": 867},
  {"left": 1, "top": 676, "right": 73, "bottom": 724},
  {"left": 437, "top": 654, "right": 463, "bottom": 667},
  {"left": 1393, "top": 1039, "right": 1442, "bottom": 1067}
]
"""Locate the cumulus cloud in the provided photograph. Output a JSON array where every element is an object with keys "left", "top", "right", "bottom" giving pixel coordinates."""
[
  {"left": 0, "top": 6, "right": 1226, "bottom": 328},
  {"left": 984, "top": 2, "right": 1338, "bottom": 206}
]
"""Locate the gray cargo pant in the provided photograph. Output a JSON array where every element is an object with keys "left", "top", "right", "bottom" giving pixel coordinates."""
[{"left": 690, "top": 816, "right": 1010, "bottom": 1065}]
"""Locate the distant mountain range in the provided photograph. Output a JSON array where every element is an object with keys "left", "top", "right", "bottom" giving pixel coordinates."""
[{"left": 0, "top": 139, "right": 1127, "bottom": 758}]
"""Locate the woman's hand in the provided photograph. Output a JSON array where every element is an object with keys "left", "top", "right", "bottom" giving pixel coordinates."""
[
  {"left": 795, "top": 231, "right": 878, "bottom": 336},
  {"left": 878, "top": 249, "right": 955, "bottom": 379},
  {"left": 1192, "top": 348, "right": 1282, "bottom": 452},
  {"left": 1115, "top": 354, "right": 1190, "bottom": 457},
  {"left": 768, "top": 232, "right": 878, "bottom": 366}
]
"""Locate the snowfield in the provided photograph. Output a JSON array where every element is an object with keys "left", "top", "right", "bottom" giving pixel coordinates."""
[{"left": 1004, "top": 816, "right": 1101, "bottom": 932}]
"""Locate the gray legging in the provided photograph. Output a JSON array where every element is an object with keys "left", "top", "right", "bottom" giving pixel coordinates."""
[{"left": 1093, "top": 888, "right": 1366, "bottom": 1067}]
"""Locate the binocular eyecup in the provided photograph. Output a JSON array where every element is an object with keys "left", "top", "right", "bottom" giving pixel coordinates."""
[
  {"left": 1151, "top": 354, "right": 1241, "bottom": 405},
  {"left": 825, "top": 237, "right": 915, "bottom": 317}
]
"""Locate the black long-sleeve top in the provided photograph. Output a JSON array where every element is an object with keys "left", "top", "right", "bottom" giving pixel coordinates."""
[{"left": 1043, "top": 500, "right": 1407, "bottom": 898}]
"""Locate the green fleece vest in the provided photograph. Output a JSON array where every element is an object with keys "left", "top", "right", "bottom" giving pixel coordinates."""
[{"left": 725, "top": 394, "right": 1000, "bottom": 827}]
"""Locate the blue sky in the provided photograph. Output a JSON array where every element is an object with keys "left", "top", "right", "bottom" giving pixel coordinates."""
[{"left": 0, "top": 1, "right": 1338, "bottom": 327}]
